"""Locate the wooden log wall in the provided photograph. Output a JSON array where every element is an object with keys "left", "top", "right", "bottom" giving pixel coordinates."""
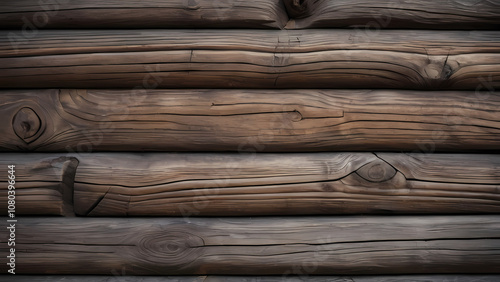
[{"left": 1, "top": 0, "right": 499, "bottom": 280}]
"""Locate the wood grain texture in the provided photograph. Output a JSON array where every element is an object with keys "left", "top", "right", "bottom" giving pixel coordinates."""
[
  {"left": 1, "top": 216, "right": 500, "bottom": 274},
  {"left": 0, "top": 154, "right": 78, "bottom": 216},
  {"left": 1, "top": 89, "right": 499, "bottom": 152},
  {"left": 70, "top": 152, "right": 500, "bottom": 216},
  {"left": 1, "top": 29, "right": 499, "bottom": 89},
  {"left": 203, "top": 276, "right": 500, "bottom": 282},
  {"left": 11, "top": 275, "right": 500, "bottom": 281},
  {"left": 10, "top": 277, "right": 205, "bottom": 282},
  {"left": 283, "top": 0, "right": 500, "bottom": 29},
  {"left": 2, "top": 152, "right": 499, "bottom": 216},
  {"left": 0, "top": 0, "right": 288, "bottom": 29}
]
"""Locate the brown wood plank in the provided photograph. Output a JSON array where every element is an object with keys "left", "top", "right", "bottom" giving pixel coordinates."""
[
  {"left": 1, "top": 30, "right": 499, "bottom": 89},
  {"left": 68, "top": 153, "right": 500, "bottom": 216},
  {"left": 1, "top": 89, "right": 498, "bottom": 152},
  {"left": 0, "top": 154, "right": 78, "bottom": 216},
  {"left": 0, "top": 0, "right": 288, "bottom": 29},
  {"left": 10, "top": 275, "right": 500, "bottom": 281},
  {"left": 1, "top": 216, "right": 500, "bottom": 274},
  {"left": 283, "top": 0, "right": 500, "bottom": 29}
]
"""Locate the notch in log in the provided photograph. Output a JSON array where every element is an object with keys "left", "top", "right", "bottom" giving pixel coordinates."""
[{"left": 0, "top": 154, "right": 79, "bottom": 216}]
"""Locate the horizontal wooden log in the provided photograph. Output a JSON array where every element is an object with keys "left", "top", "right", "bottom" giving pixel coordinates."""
[
  {"left": 1, "top": 216, "right": 500, "bottom": 274},
  {"left": 203, "top": 276, "right": 500, "bottom": 282},
  {"left": 3, "top": 0, "right": 498, "bottom": 30},
  {"left": 1, "top": 30, "right": 499, "bottom": 89},
  {"left": 11, "top": 275, "right": 500, "bottom": 281},
  {"left": 283, "top": 0, "right": 500, "bottom": 29},
  {"left": 9, "top": 277, "right": 205, "bottom": 282},
  {"left": 2, "top": 153, "right": 499, "bottom": 216},
  {"left": 0, "top": 0, "right": 288, "bottom": 29},
  {"left": 1, "top": 89, "right": 499, "bottom": 152},
  {"left": 0, "top": 154, "right": 77, "bottom": 216},
  {"left": 68, "top": 152, "right": 500, "bottom": 216}
]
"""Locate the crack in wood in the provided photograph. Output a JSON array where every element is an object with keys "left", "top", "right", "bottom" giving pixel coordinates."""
[{"left": 6, "top": 216, "right": 500, "bottom": 274}]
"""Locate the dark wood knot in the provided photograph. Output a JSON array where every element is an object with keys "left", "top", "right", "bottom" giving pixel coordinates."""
[
  {"left": 12, "top": 107, "right": 41, "bottom": 142},
  {"left": 284, "top": 0, "right": 311, "bottom": 19},
  {"left": 356, "top": 159, "right": 397, "bottom": 183}
]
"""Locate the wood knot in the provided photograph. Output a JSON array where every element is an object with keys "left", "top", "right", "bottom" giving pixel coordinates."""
[
  {"left": 321, "top": 183, "right": 335, "bottom": 192},
  {"left": 423, "top": 64, "right": 442, "bottom": 79},
  {"left": 356, "top": 159, "right": 397, "bottom": 183},
  {"left": 137, "top": 230, "right": 204, "bottom": 266},
  {"left": 185, "top": 0, "right": 200, "bottom": 10},
  {"left": 289, "top": 110, "right": 303, "bottom": 122},
  {"left": 422, "top": 56, "right": 453, "bottom": 88},
  {"left": 12, "top": 107, "right": 41, "bottom": 143},
  {"left": 283, "top": 0, "right": 311, "bottom": 19}
]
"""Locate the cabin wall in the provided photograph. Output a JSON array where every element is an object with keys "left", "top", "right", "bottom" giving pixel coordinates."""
[{"left": 0, "top": 0, "right": 499, "bottom": 280}]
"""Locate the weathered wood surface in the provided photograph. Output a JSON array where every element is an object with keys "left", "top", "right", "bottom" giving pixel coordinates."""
[
  {"left": 70, "top": 153, "right": 500, "bottom": 216},
  {"left": 2, "top": 153, "right": 499, "bottom": 216},
  {"left": 11, "top": 275, "right": 500, "bottom": 281},
  {"left": 10, "top": 277, "right": 205, "bottom": 282},
  {"left": 1, "top": 216, "right": 500, "bottom": 274},
  {"left": 0, "top": 0, "right": 288, "bottom": 29},
  {"left": 0, "top": 154, "right": 77, "bottom": 216},
  {"left": 1, "top": 0, "right": 498, "bottom": 30},
  {"left": 202, "top": 276, "right": 500, "bottom": 282},
  {"left": 1, "top": 30, "right": 499, "bottom": 89},
  {"left": 1, "top": 89, "right": 499, "bottom": 152},
  {"left": 283, "top": 0, "right": 500, "bottom": 29}
]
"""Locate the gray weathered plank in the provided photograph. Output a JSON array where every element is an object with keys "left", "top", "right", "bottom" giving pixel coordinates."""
[{"left": 1, "top": 216, "right": 499, "bottom": 274}]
